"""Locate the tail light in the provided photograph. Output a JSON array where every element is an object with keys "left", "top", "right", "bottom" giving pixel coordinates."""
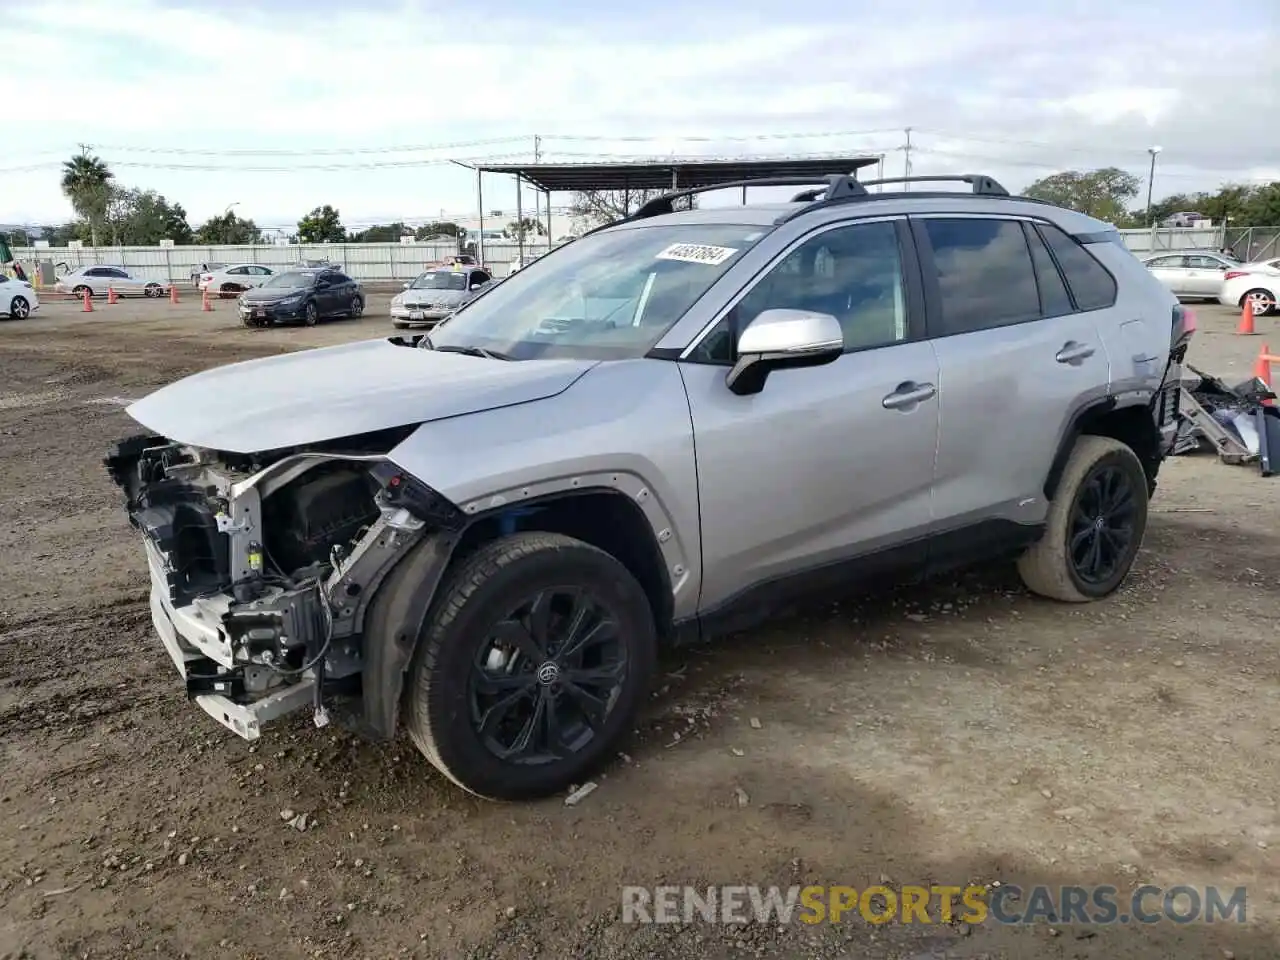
[
  {"left": 1224, "top": 270, "right": 1249, "bottom": 281},
  {"left": 1171, "top": 303, "right": 1195, "bottom": 354}
]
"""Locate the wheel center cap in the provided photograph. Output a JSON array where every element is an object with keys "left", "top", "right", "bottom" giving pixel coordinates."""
[
  {"left": 1094, "top": 517, "right": 1107, "bottom": 531},
  {"left": 536, "top": 661, "right": 561, "bottom": 685}
]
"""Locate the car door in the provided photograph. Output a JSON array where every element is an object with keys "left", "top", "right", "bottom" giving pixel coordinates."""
[
  {"left": 111, "top": 267, "right": 144, "bottom": 294},
  {"left": 1144, "top": 254, "right": 1189, "bottom": 295},
  {"left": 1183, "top": 255, "right": 1229, "bottom": 296},
  {"left": 677, "top": 216, "right": 939, "bottom": 613},
  {"left": 915, "top": 215, "right": 1112, "bottom": 554},
  {"left": 314, "top": 272, "right": 341, "bottom": 314}
]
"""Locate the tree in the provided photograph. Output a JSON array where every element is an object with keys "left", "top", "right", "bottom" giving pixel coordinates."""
[
  {"left": 297, "top": 205, "right": 346, "bottom": 244},
  {"left": 118, "top": 190, "right": 193, "bottom": 245},
  {"left": 60, "top": 150, "right": 114, "bottom": 248},
  {"left": 569, "top": 189, "right": 695, "bottom": 228},
  {"left": 1022, "top": 167, "right": 1141, "bottom": 223},
  {"left": 195, "top": 211, "right": 260, "bottom": 245},
  {"left": 504, "top": 217, "right": 546, "bottom": 242},
  {"left": 1241, "top": 182, "right": 1280, "bottom": 227},
  {"left": 349, "top": 222, "right": 409, "bottom": 243},
  {"left": 415, "top": 221, "right": 462, "bottom": 241}
]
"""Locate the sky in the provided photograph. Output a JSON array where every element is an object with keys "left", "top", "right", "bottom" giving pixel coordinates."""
[{"left": 1, "top": 0, "right": 1277, "bottom": 231}]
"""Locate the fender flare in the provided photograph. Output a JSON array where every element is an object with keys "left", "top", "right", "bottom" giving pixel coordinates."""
[{"left": 1042, "top": 396, "right": 1118, "bottom": 502}]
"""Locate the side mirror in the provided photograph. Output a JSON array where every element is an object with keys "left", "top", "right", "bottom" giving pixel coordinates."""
[
  {"left": 402, "top": 281, "right": 410, "bottom": 290},
  {"left": 725, "top": 309, "right": 844, "bottom": 396},
  {"left": 469, "top": 283, "right": 482, "bottom": 291}
]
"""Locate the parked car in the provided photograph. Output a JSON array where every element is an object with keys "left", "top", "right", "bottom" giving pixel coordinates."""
[
  {"left": 1237, "top": 256, "right": 1280, "bottom": 275},
  {"left": 390, "top": 265, "right": 494, "bottom": 328},
  {"left": 1141, "top": 250, "right": 1240, "bottom": 300},
  {"left": 190, "top": 262, "right": 228, "bottom": 287},
  {"left": 237, "top": 267, "right": 364, "bottom": 327},
  {"left": 199, "top": 263, "right": 275, "bottom": 297},
  {"left": 294, "top": 258, "right": 334, "bottom": 269},
  {"left": 1218, "top": 269, "right": 1280, "bottom": 315},
  {"left": 105, "top": 171, "right": 1192, "bottom": 801},
  {"left": 55, "top": 265, "right": 166, "bottom": 299},
  {"left": 0, "top": 274, "right": 38, "bottom": 319}
]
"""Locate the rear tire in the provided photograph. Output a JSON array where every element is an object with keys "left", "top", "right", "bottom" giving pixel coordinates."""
[
  {"left": 404, "top": 532, "right": 657, "bottom": 801},
  {"left": 144, "top": 283, "right": 162, "bottom": 298},
  {"left": 1017, "top": 435, "right": 1149, "bottom": 602},
  {"left": 349, "top": 295, "right": 364, "bottom": 318}
]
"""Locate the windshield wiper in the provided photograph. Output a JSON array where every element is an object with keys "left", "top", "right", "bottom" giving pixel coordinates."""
[{"left": 422, "top": 338, "right": 513, "bottom": 361}]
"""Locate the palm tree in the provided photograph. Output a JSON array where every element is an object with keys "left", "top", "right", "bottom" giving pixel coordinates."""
[{"left": 60, "top": 152, "right": 114, "bottom": 248}]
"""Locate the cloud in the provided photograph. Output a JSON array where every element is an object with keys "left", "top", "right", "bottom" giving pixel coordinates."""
[{"left": 0, "top": 0, "right": 1276, "bottom": 226}]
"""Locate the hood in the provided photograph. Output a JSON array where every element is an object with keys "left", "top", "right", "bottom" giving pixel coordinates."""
[
  {"left": 242, "top": 286, "right": 306, "bottom": 303},
  {"left": 401, "top": 288, "right": 468, "bottom": 304},
  {"left": 126, "top": 338, "right": 596, "bottom": 453}
]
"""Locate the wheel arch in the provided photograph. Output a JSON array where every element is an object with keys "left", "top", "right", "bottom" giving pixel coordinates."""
[
  {"left": 358, "top": 486, "right": 675, "bottom": 741},
  {"left": 1044, "top": 397, "right": 1162, "bottom": 502}
]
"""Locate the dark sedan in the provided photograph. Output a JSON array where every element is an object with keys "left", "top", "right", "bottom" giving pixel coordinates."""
[{"left": 238, "top": 269, "right": 364, "bottom": 327}]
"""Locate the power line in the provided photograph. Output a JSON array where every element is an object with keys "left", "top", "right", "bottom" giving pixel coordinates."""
[{"left": 84, "top": 135, "right": 534, "bottom": 157}]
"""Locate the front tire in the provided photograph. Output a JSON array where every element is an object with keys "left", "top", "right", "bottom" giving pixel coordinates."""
[
  {"left": 349, "top": 295, "right": 364, "bottom": 318},
  {"left": 8, "top": 296, "right": 30, "bottom": 320},
  {"left": 1242, "top": 289, "right": 1277, "bottom": 316},
  {"left": 1017, "top": 435, "right": 1149, "bottom": 602},
  {"left": 303, "top": 301, "right": 318, "bottom": 326},
  {"left": 71, "top": 285, "right": 92, "bottom": 299},
  {"left": 404, "top": 532, "right": 657, "bottom": 801}
]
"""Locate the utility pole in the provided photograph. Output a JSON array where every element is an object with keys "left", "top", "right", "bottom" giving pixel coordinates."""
[
  {"left": 531, "top": 135, "right": 543, "bottom": 252},
  {"left": 901, "top": 128, "right": 913, "bottom": 191}
]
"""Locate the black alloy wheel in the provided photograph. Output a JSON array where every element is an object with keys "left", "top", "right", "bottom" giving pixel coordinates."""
[
  {"left": 1068, "top": 463, "right": 1137, "bottom": 586},
  {"left": 469, "top": 587, "right": 627, "bottom": 765}
]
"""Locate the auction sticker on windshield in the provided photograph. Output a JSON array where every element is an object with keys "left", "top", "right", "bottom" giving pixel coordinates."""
[{"left": 655, "top": 243, "right": 739, "bottom": 266}]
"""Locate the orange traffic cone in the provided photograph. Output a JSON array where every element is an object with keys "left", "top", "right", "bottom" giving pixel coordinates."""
[
  {"left": 201, "top": 287, "right": 212, "bottom": 312},
  {"left": 81, "top": 289, "right": 94, "bottom": 313},
  {"left": 1255, "top": 343, "right": 1274, "bottom": 405},
  {"left": 1238, "top": 297, "right": 1256, "bottom": 335},
  {"left": 169, "top": 283, "right": 179, "bottom": 304},
  {"left": 107, "top": 285, "right": 119, "bottom": 304}
]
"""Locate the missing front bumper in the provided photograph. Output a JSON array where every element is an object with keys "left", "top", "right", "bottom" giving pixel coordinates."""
[{"left": 149, "top": 583, "right": 315, "bottom": 740}]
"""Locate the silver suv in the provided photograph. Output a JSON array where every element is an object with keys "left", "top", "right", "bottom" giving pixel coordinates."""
[{"left": 105, "top": 173, "right": 1194, "bottom": 800}]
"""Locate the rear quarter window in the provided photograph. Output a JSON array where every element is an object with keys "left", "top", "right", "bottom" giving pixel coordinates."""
[{"left": 1038, "top": 223, "right": 1118, "bottom": 311}]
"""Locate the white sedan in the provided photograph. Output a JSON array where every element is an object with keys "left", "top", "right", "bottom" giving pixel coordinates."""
[
  {"left": 0, "top": 274, "right": 39, "bottom": 319},
  {"left": 1219, "top": 269, "right": 1280, "bottom": 316},
  {"left": 199, "top": 263, "right": 275, "bottom": 296},
  {"left": 54, "top": 265, "right": 167, "bottom": 298}
]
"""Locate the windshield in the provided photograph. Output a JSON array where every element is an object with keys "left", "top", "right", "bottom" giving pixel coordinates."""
[
  {"left": 427, "top": 223, "right": 767, "bottom": 360},
  {"left": 263, "top": 271, "right": 314, "bottom": 289},
  {"left": 410, "top": 270, "right": 469, "bottom": 291}
]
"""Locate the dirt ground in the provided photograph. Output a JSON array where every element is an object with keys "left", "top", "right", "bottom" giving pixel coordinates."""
[{"left": 1, "top": 291, "right": 1277, "bottom": 960}]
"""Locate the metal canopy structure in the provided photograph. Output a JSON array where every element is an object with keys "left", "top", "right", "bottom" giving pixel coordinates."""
[
  {"left": 477, "top": 156, "right": 883, "bottom": 194},
  {"left": 463, "top": 156, "right": 885, "bottom": 264}
]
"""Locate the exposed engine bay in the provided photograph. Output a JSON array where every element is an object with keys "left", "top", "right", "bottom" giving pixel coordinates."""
[{"left": 104, "top": 429, "right": 464, "bottom": 736}]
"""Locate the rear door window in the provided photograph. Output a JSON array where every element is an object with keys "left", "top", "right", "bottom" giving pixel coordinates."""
[{"left": 920, "top": 218, "right": 1041, "bottom": 336}]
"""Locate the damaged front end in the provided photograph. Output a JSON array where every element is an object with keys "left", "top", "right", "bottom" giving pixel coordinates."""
[{"left": 104, "top": 430, "right": 463, "bottom": 740}]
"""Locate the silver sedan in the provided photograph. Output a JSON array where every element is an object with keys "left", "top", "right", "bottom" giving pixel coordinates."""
[{"left": 54, "top": 265, "right": 168, "bottom": 298}]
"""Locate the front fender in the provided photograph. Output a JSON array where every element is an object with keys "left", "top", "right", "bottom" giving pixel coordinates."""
[{"left": 386, "top": 359, "right": 702, "bottom": 621}]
